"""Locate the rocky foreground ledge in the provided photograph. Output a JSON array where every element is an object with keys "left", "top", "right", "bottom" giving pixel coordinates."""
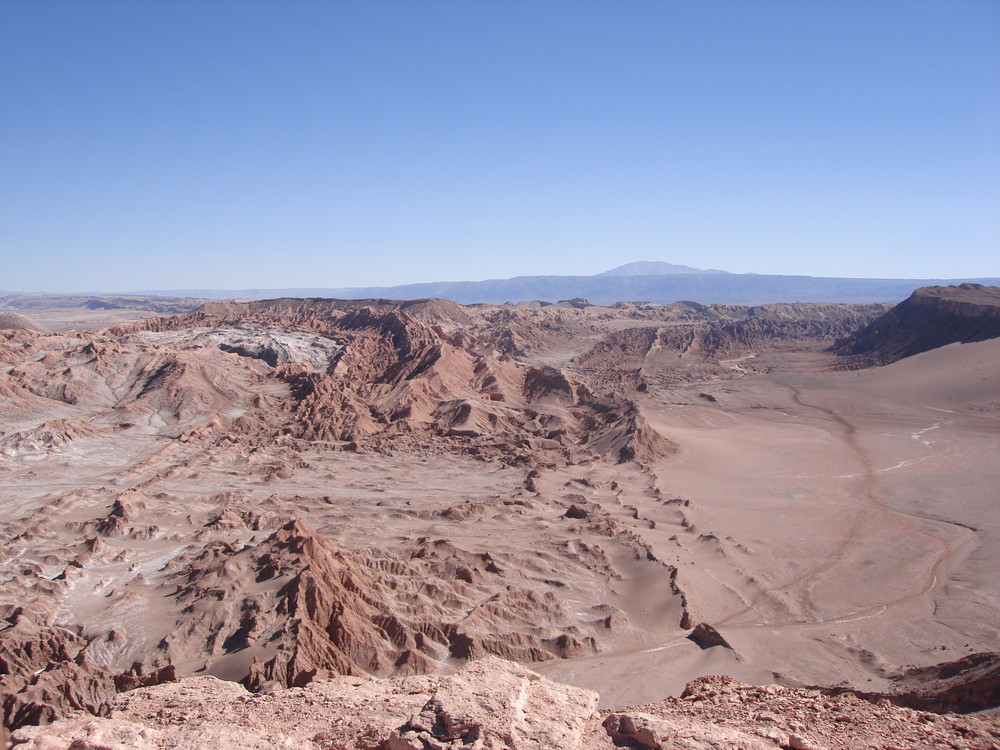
[{"left": 10, "top": 657, "right": 999, "bottom": 750}]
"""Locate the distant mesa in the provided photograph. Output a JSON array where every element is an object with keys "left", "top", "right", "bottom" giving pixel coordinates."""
[
  {"left": 556, "top": 297, "right": 592, "bottom": 308},
  {"left": 832, "top": 283, "right": 1000, "bottom": 365},
  {"left": 1, "top": 293, "right": 205, "bottom": 316}
]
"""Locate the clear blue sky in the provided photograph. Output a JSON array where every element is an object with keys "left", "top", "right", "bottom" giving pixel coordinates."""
[{"left": 2, "top": 0, "right": 998, "bottom": 293}]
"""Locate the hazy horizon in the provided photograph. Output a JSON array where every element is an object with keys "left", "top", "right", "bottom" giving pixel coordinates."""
[
  {"left": 4, "top": 258, "right": 1000, "bottom": 299},
  {"left": 2, "top": 1, "right": 998, "bottom": 293}
]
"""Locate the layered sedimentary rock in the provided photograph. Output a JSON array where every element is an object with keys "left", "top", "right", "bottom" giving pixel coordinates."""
[{"left": 0, "top": 297, "right": 696, "bottom": 731}]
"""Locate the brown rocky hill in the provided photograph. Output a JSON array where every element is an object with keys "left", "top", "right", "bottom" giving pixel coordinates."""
[{"left": 832, "top": 283, "right": 1000, "bottom": 365}]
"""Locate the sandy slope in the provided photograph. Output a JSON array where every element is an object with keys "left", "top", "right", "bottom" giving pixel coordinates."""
[{"left": 538, "top": 339, "right": 1000, "bottom": 705}]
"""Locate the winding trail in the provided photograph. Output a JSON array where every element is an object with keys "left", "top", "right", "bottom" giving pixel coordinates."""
[{"left": 712, "top": 377, "right": 960, "bottom": 633}]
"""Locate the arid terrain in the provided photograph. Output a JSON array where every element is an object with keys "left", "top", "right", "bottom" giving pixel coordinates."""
[{"left": 1, "top": 285, "right": 998, "bottom": 748}]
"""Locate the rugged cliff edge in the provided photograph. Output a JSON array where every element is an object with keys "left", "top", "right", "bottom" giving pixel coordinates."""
[
  {"left": 832, "top": 284, "right": 1000, "bottom": 365},
  {"left": 10, "top": 657, "right": 1000, "bottom": 750}
]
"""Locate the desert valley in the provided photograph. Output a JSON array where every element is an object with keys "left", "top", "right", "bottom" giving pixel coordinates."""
[{"left": 1, "top": 283, "right": 998, "bottom": 749}]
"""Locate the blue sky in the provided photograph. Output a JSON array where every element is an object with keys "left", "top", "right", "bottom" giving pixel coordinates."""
[{"left": 1, "top": 0, "right": 998, "bottom": 293}]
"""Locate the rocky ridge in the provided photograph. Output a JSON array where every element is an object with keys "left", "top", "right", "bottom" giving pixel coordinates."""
[
  {"left": 10, "top": 657, "right": 1000, "bottom": 750},
  {"left": 163, "top": 518, "right": 603, "bottom": 693}
]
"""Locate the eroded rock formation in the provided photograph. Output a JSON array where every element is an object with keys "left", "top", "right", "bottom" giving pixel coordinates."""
[{"left": 3, "top": 292, "right": 997, "bottom": 745}]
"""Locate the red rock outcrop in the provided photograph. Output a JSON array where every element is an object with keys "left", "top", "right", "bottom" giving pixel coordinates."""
[{"left": 106, "top": 298, "right": 679, "bottom": 465}]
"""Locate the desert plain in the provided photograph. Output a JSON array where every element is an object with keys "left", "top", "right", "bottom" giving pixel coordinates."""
[{"left": 1, "top": 286, "right": 998, "bottom": 747}]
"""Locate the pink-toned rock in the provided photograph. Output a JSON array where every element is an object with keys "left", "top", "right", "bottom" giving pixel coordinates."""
[
  {"left": 7, "top": 659, "right": 1000, "bottom": 750},
  {"left": 788, "top": 733, "right": 825, "bottom": 750},
  {"left": 12, "top": 716, "right": 320, "bottom": 749},
  {"left": 386, "top": 656, "right": 600, "bottom": 749},
  {"left": 12, "top": 659, "right": 603, "bottom": 750},
  {"left": 603, "top": 712, "right": 773, "bottom": 750}
]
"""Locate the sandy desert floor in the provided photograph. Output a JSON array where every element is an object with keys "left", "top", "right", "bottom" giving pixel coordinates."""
[
  {"left": 1, "top": 299, "right": 997, "bottom": 719},
  {"left": 538, "top": 339, "right": 1000, "bottom": 705}
]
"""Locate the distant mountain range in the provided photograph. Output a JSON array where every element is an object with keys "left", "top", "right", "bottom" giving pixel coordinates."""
[{"left": 134, "top": 262, "right": 1000, "bottom": 306}]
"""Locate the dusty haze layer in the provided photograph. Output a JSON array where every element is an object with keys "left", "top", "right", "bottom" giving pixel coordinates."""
[{"left": 0, "top": 289, "right": 998, "bottom": 740}]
